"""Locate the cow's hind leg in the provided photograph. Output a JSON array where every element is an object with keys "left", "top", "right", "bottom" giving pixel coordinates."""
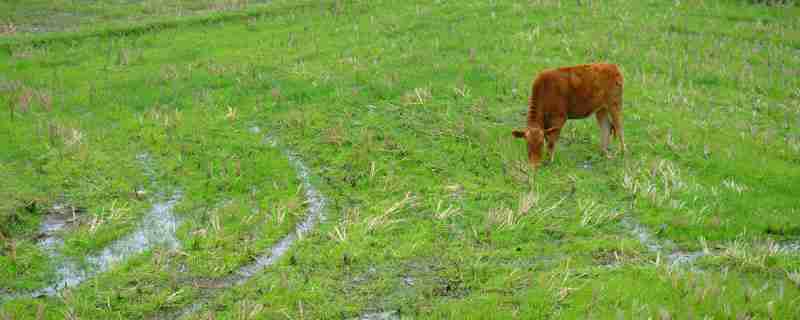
[
  {"left": 609, "top": 94, "right": 625, "bottom": 154},
  {"left": 595, "top": 109, "right": 611, "bottom": 157}
]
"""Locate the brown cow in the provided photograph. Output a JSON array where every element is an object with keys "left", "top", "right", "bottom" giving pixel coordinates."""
[{"left": 512, "top": 63, "right": 625, "bottom": 167}]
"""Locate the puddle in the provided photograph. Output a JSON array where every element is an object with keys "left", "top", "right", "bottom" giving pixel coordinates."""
[
  {"left": 0, "top": 154, "right": 182, "bottom": 304},
  {"left": 623, "top": 219, "right": 800, "bottom": 270},
  {"left": 37, "top": 210, "right": 71, "bottom": 250},
  {"left": 37, "top": 203, "right": 87, "bottom": 249},
  {"left": 352, "top": 311, "right": 401, "bottom": 320},
  {"left": 89, "top": 194, "right": 182, "bottom": 271},
  {"left": 168, "top": 129, "right": 327, "bottom": 319},
  {"left": 28, "top": 192, "right": 183, "bottom": 299},
  {"left": 773, "top": 241, "right": 800, "bottom": 253},
  {"left": 402, "top": 275, "right": 415, "bottom": 287},
  {"left": 620, "top": 218, "right": 666, "bottom": 254},
  {"left": 621, "top": 218, "right": 706, "bottom": 268},
  {"left": 667, "top": 251, "right": 706, "bottom": 266}
]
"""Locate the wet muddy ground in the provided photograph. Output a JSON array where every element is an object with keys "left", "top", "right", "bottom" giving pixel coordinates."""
[
  {"left": 165, "top": 129, "right": 327, "bottom": 319},
  {"left": 621, "top": 218, "right": 706, "bottom": 268},
  {"left": 0, "top": 154, "right": 182, "bottom": 304}
]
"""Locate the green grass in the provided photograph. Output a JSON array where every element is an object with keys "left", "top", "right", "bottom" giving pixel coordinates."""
[{"left": 2, "top": 0, "right": 800, "bottom": 318}]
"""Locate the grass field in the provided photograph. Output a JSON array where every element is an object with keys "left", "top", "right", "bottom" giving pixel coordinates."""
[{"left": 2, "top": 0, "right": 800, "bottom": 318}]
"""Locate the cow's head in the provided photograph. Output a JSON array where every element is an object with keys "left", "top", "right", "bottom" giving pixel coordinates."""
[{"left": 512, "top": 127, "right": 556, "bottom": 167}]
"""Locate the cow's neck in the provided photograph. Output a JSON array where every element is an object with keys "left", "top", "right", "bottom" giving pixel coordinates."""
[{"left": 527, "top": 105, "right": 545, "bottom": 129}]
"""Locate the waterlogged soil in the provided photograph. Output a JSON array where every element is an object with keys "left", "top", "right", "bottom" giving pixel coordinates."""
[
  {"left": 167, "top": 130, "right": 327, "bottom": 319},
  {"left": 1, "top": 193, "right": 182, "bottom": 302},
  {"left": 621, "top": 218, "right": 706, "bottom": 268},
  {"left": 86, "top": 192, "right": 182, "bottom": 272},
  {"left": 622, "top": 216, "right": 800, "bottom": 271},
  {"left": 36, "top": 208, "right": 74, "bottom": 250},
  {"left": 0, "top": 154, "right": 182, "bottom": 304},
  {"left": 1, "top": 128, "right": 329, "bottom": 317},
  {"left": 215, "top": 130, "right": 326, "bottom": 286},
  {"left": 353, "top": 311, "right": 401, "bottom": 320}
]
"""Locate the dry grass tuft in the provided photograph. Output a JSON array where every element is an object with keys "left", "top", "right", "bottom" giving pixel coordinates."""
[
  {"left": 486, "top": 188, "right": 565, "bottom": 229},
  {"left": 578, "top": 199, "right": 621, "bottom": 227},
  {"left": 622, "top": 158, "right": 698, "bottom": 207},
  {"left": 233, "top": 299, "right": 264, "bottom": 320},
  {"left": 433, "top": 199, "right": 461, "bottom": 220},
  {"left": 225, "top": 106, "right": 238, "bottom": 121},
  {"left": 487, "top": 206, "right": 516, "bottom": 229},
  {"left": 401, "top": 87, "right": 432, "bottom": 105},
  {"left": 17, "top": 87, "right": 33, "bottom": 113},
  {"left": 323, "top": 123, "right": 346, "bottom": 146},
  {"left": 709, "top": 238, "right": 800, "bottom": 272},
  {"left": 365, "top": 193, "right": 416, "bottom": 232},
  {"left": 721, "top": 178, "right": 748, "bottom": 194},
  {"left": 271, "top": 204, "right": 289, "bottom": 226},
  {"left": 0, "top": 21, "right": 17, "bottom": 35}
]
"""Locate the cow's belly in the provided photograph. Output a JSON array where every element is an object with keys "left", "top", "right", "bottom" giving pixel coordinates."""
[
  {"left": 567, "top": 94, "right": 605, "bottom": 119},
  {"left": 567, "top": 108, "right": 596, "bottom": 119}
]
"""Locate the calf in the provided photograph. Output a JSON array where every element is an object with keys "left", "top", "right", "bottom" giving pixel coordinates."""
[{"left": 512, "top": 63, "right": 625, "bottom": 167}]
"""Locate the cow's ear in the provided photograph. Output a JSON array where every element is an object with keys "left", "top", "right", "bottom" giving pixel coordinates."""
[{"left": 512, "top": 130, "right": 526, "bottom": 138}]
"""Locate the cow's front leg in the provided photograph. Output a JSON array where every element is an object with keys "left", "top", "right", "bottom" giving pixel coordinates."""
[{"left": 545, "top": 125, "right": 563, "bottom": 163}]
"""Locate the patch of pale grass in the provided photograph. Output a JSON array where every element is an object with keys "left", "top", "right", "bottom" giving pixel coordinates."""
[
  {"left": 433, "top": 199, "right": 461, "bottom": 220},
  {"left": 289, "top": 60, "right": 311, "bottom": 78},
  {"left": 712, "top": 238, "right": 800, "bottom": 272},
  {"left": 487, "top": 189, "right": 566, "bottom": 229},
  {"left": 323, "top": 124, "right": 345, "bottom": 146},
  {"left": 518, "top": 190, "right": 540, "bottom": 215},
  {"left": 401, "top": 87, "right": 431, "bottom": 105},
  {"left": 723, "top": 239, "right": 763, "bottom": 268},
  {"left": 271, "top": 204, "right": 288, "bottom": 225},
  {"left": 622, "top": 158, "right": 701, "bottom": 207},
  {"left": 327, "top": 207, "right": 362, "bottom": 243},
  {"left": 487, "top": 206, "right": 516, "bottom": 230},
  {"left": 546, "top": 258, "right": 579, "bottom": 304},
  {"left": 15, "top": 87, "right": 33, "bottom": 113},
  {"left": 87, "top": 200, "right": 133, "bottom": 234},
  {"left": 0, "top": 21, "right": 17, "bottom": 35},
  {"left": 225, "top": 106, "right": 238, "bottom": 121},
  {"left": 328, "top": 225, "right": 348, "bottom": 243},
  {"left": 210, "top": 211, "right": 222, "bottom": 234},
  {"left": 365, "top": 192, "right": 415, "bottom": 232},
  {"left": 452, "top": 82, "right": 470, "bottom": 98},
  {"left": 578, "top": 199, "right": 621, "bottom": 227},
  {"left": 234, "top": 299, "right": 264, "bottom": 320},
  {"left": 64, "top": 128, "right": 84, "bottom": 147},
  {"left": 786, "top": 269, "right": 800, "bottom": 288},
  {"left": 508, "top": 159, "right": 535, "bottom": 185},
  {"left": 721, "top": 177, "right": 748, "bottom": 194}
]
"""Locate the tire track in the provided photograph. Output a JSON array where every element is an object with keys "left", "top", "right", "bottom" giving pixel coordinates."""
[{"left": 163, "top": 128, "right": 327, "bottom": 319}]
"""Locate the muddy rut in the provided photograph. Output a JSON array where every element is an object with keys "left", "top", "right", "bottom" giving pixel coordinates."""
[{"left": 162, "top": 129, "right": 327, "bottom": 319}]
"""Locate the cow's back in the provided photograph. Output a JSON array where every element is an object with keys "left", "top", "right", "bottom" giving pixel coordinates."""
[
  {"left": 563, "top": 63, "right": 622, "bottom": 118},
  {"left": 529, "top": 63, "right": 623, "bottom": 121}
]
